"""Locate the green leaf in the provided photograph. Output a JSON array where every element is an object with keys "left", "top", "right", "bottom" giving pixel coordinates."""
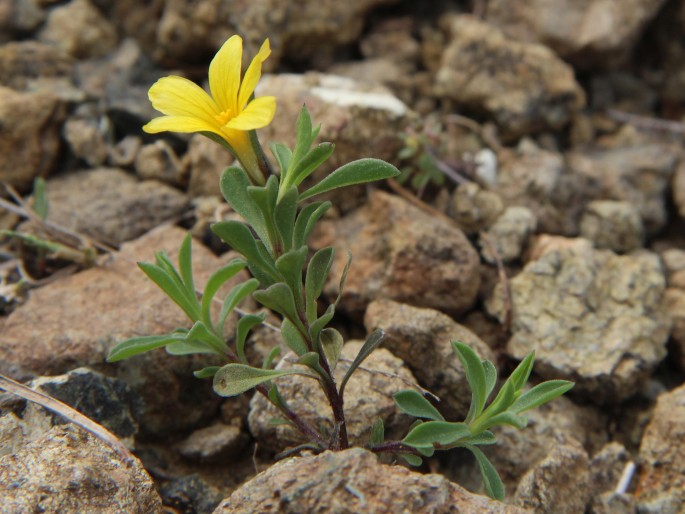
[
  {"left": 403, "top": 421, "right": 471, "bottom": 447},
  {"left": 138, "top": 261, "right": 200, "bottom": 321},
  {"left": 483, "top": 360, "right": 498, "bottom": 401},
  {"left": 510, "top": 380, "right": 575, "bottom": 415},
  {"left": 32, "top": 177, "right": 48, "bottom": 220},
  {"left": 281, "top": 318, "right": 309, "bottom": 356},
  {"left": 289, "top": 142, "right": 335, "bottom": 188},
  {"left": 211, "top": 221, "right": 278, "bottom": 284},
  {"left": 452, "top": 342, "right": 487, "bottom": 423},
  {"left": 274, "top": 185, "right": 298, "bottom": 252},
  {"left": 200, "top": 258, "right": 247, "bottom": 330},
  {"left": 235, "top": 313, "right": 266, "bottom": 364},
  {"left": 213, "top": 364, "right": 312, "bottom": 397},
  {"left": 393, "top": 390, "right": 445, "bottom": 421},
  {"left": 217, "top": 278, "right": 260, "bottom": 335},
  {"left": 465, "top": 445, "right": 505, "bottom": 501},
  {"left": 275, "top": 246, "right": 308, "bottom": 312},
  {"left": 298, "top": 352, "right": 328, "bottom": 378},
  {"left": 460, "top": 430, "right": 497, "bottom": 446},
  {"left": 336, "top": 251, "right": 352, "bottom": 305},
  {"left": 291, "top": 105, "right": 315, "bottom": 167},
  {"left": 399, "top": 453, "right": 423, "bottom": 467},
  {"left": 308, "top": 303, "right": 335, "bottom": 346},
  {"left": 293, "top": 201, "right": 331, "bottom": 249},
  {"left": 339, "top": 329, "right": 384, "bottom": 397},
  {"left": 370, "top": 418, "right": 385, "bottom": 446},
  {"left": 508, "top": 351, "right": 536, "bottom": 391},
  {"left": 476, "top": 411, "right": 528, "bottom": 431},
  {"left": 299, "top": 159, "right": 400, "bottom": 201},
  {"left": 263, "top": 346, "right": 281, "bottom": 369},
  {"left": 267, "top": 383, "right": 288, "bottom": 410},
  {"left": 178, "top": 233, "right": 195, "bottom": 302},
  {"left": 305, "top": 247, "right": 335, "bottom": 324},
  {"left": 166, "top": 340, "right": 218, "bottom": 355},
  {"left": 270, "top": 142, "right": 292, "bottom": 177},
  {"left": 319, "top": 327, "right": 344, "bottom": 371},
  {"left": 481, "top": 377, "right": 517, "bottom": 420},
  {"left": 220, "top": 167, "right": 270, "bottom": 241},
  {"left": 253, "top": 283, "right": 303, "bottom": 331},
  {"left": 414, "top": 445, "right": 435, "bottom": 457},
  {"left": 107, "top": 334, "right": 184, "bottom": 362},
  {"left": 185, "top": 320, "right": 227, "bottom": 353},
  {"left": 193, "top": 366, "right": 221, "bottom": 379}
]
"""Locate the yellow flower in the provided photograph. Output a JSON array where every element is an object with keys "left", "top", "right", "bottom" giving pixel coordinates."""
[{"left": 143, "top": 35, "right": 276, "bottom": 184}]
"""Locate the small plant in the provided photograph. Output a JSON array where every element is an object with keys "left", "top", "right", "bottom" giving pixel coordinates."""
[{"left": 108, "top": 34, "right": 573, "bottom": 500}]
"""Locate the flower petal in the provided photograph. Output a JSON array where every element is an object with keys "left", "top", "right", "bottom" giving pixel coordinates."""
[
  {"left": 209, "top": 35, "right": 242, "bottom": 114},
  {"left": 237, "top": 38, "right": 271, "bottom": 111},
  {"left": 225, "top": 96, "right": 276, "bottom": 131},
  {"left": 143, "top": 115, "right": 223, "bottom": 137},
  {"left": 148, "top": 76, "right": 220, "bottom": 122}
]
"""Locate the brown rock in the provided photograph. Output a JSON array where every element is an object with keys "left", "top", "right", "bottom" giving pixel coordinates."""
[
  {"left": 0, "top": 0, "right": 45, "bottom": 41},
  {"left": 449, "top": 182, "right": 504, "bottom": 236},
  {"left": 579, "top": 200, "right": 645, "bottom": 253},
  {"left": 63, "top": 116, "right": 109, "bottom": 167},
  {"left": 514, "top": 434, "right": 592, "bottom": 514},
  {"left": 134, "top": 140, "right": 186, "bottom": 188},
  {"left": 486, "top": 243, "right": 670, "bottom": 402},
  {"left": 485, "top": 0, "right": 667, "bottom": 70},
  {"left": 314, "top": 190, "right": 480, "bottom": 316},
  {"left": 0, "top": 86, "right": 66, "bottom": 192},
  {"left": 185, "top": 134, "right": 233, "bottom": 197},
  {"left": 480, "top": 206, "right": 537, "bottom": 264},
  {"left": 436, "top": 15, "right": 585, "bottom": 139},
  {"left": 248, "top": 341, "right": 415, "bottom": 453},
  {"left": 38, "top": 0, "right": 118, "bottom": 59},
  {"left": 0, "top": 425, "right": 162, "bottom": 513},
  {"left": 364, "top": 299, "right": 494, "bottom": 419},
  {"left": 213, "top": 447, "right": 531, "bottom": 513},
  {"left": 176, "top": 422, "right": 246, "bottom": 463},
  {"left": 635, "top": 383, "right": 685, "bottom": 513},
  {"left": 0, "top": 41, "right": 73, "bottom": 91},
  {"left": 0, "top": 226, "right": 241, "bottom": 434},
  {"left": 38, "top": 168, "right": 188, "bottom": 246}
]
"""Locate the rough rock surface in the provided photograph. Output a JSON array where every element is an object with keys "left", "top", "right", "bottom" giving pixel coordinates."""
[
  {"left": 635, "top": 382, "right": 685, "bottom": 513},
  {"left": 662, "top": 249, "right": 685, "bottom": 371},
  {"left": 314, "top": 190, "right": 481, "bottom": 316},
  {"left": 248, "top": 341, "right": 415, "bottom": 452},
  {"left": 0, "top": 226, "right": 238, "bottom": 434},
  {"left": 0, "top": 86, "right": 66, "bottom": 192},
  {"left": 486, "top": 242, "right": 669, "bottom": 402},
  {"left": 364, "top": 299, "right": 494, "bottom": 419},
  {"left": 38, "top": 0, "right": 118, "bottom": 59},
  {"left": 213, "top": 448, "right": 531, "bottom": 513},
  {"left": 514, "top": 434, "right": 592, "bottom": 514},
  {"left": 0, "top": 0, "right": 45, "bottom": 41},
  {"left": 36, "top": 167, "right": 188, "bottom": 246},
  {"left": 485, "top": 0, "right": 667, "bottom": 69},
  {"left": 185, "top": 134, "right": 233, "bottom": 198},
  {"left": 0, "top": 41, "right": 74, "bottom": 91},
  {"left": 134, "top": 140, "right": 186, "bottom": 188},
  {"left": 0, "top": 425, "right": 162, "bottom": 513},
  {"left": 579, "top": 200, "right": 644, "bottom": 253},
  {"left": 63, "top": 115, "right": 109, "bottom": 167},
  {"left": 435, "top": 16, "right": 585, "bottom": 139},
  {"left": 175, "top": 422, "right": 246, "bottom": 463},
  {"left": 480, "top": 206, "right": 537, "bottom": 264},
  {"left": 449, "top": 182, "right": 504, "bottom": 236},
  {"left": 567, "top": 144, "right": 679, "bottom": 236}
]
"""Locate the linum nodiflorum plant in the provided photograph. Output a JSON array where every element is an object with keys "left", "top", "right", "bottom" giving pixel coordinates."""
[{"left": 107, "top": 35, "right": 574, "bottom": 500}]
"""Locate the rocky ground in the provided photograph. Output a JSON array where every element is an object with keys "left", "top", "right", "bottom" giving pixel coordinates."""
[{"left": 2, "top": 0, "right": 685, "bottom": 513}]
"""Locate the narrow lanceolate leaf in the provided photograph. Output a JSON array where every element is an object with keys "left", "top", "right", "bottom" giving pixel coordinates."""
[
  {"left": 369, "top": 418, "right": 385, "bottom": 446},
  {"left": 402, "top": 421, "right": 471, "bottom": 448},
  {"left": 263, "top": 346, "right": 281, "bottom": 369},
  {"left": 483, "top": 360, "right": 498, "bottom": 401},
  {"left": 253, "top": 283, "right": 303, "bottom": 331},
  {"left": 336, "top": 251, "right": 352, "bottom": 305},
  {"left": 508, "top": 351, "right": 536, "bottom": 391},
  {"left": 211, "top": 221, "right": 278, "bottom": 284},
  {"left": 166, "top": 340, "right": 218, "bottom": 356},
  {"left": 281, "top": 318, "right": 309, "bottom": 356},
  {"left": 293, "top": 201, "right": 331, "bottom": 249},
  {"left": 185, "top": 320, "right": 227, "bottom": 353},
  {"left": 459, "top": 430, "right": 497, "bottom": 446},
  {"left": 393, "top": 390, "right": 445, "bottom": 421},
  {"left": 32, "top": 177, "right": 48, "bottom": 220},
  {"left": 200, "top": 258, "right": 247, "bottom": 329},
  {"left": 289, "top": 142, "right": 335, "bottom": 188},
  {"left": 235, "top": 313, "right": 266, "bottom": 364},
  {"left": 270, "top": 142, "right": 293, "bottom": 177},
  {"left": 299, "top": 158, "right": 400, "bottom": 201},
  {"left": 305, "top": 247, "right": 335, "bottom": 324},
  {"left": 275, "top": 246, "right": 308, "bottom": 312},
  {"left": 509, "top": 380, "right": 575, "bottom": 415},
  {"left": 219, "top": 167, "right": 269, "bottom": 242},
  {"left": 465, "top": 445, "right": 505, "bottom": 501},
  {"left": 212, "top": 364, "right": 312, "bottom": 397},
  {"left": 107, "top": 334, "right": 184, "bottom": 362},
  {"left": 138, "top": 262, "right": 200, "bottom": 321},
  {"left": 480, "top": 377, "right": 517, "bottom": 420},
  {"left": 273, "top": 185, "right": 298, "bottom": 251},
  {"left": 298, "top": 352, "right": 329, "bottom": 379},
  {"left": 291, "top": 105, "right": 315, "bottom": 167},
  {"left": 178, "top": 233, "right": 195, "bottom": 302},
  {"left": 193, "top": 366, "right": 221, "bottom": 379},
  {"left": 308, "top": 303, "right": 335, "bottom": 346},
  {"left": 217, "top": 278, "right": 260, "bottom": 335},
  {"left": 399, "top": 453, "right": 423, "bottom": 467},
  {"left": 474, "top": 411, "right": 528, "bottom": 432},
  {"left": 319, "top": 327, "right": 344, "bottom": 371},
  {"left": 339, "top": 329, "right": 384, "bottom": 397},
  {"left": 452, "top": 342, "right": 487, "bottom": 423}
]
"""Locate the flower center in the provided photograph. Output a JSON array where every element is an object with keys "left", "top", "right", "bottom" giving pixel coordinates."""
[{"left": 215, "top": 109, "right": 233, "bottom": 126}]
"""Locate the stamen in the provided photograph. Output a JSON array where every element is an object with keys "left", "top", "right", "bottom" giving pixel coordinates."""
[{"left": 215, "top": 109, "right": 232, "bottom": 125}]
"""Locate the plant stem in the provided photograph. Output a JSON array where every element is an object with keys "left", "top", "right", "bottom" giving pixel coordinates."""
[{"left": 367, "top": 440, "right": 421, "bottom": 456}]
